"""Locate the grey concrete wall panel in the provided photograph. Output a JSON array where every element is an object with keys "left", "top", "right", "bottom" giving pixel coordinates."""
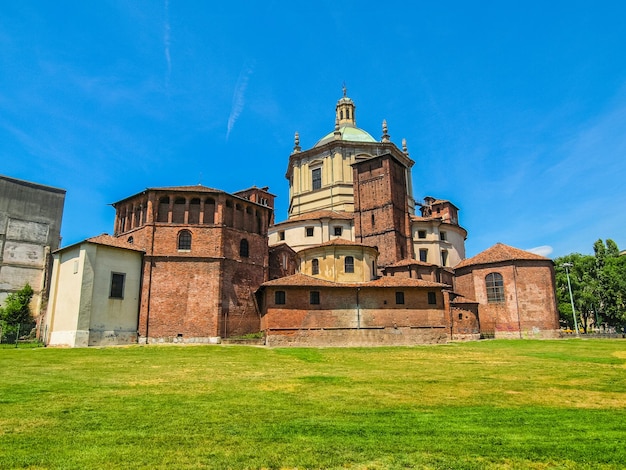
[
  {"left": 0, "top": 265, "right": 43, "bottom": 291},
  {"left": 6, "top": 219, "right": 49, "bottom": 244},
  {"left": 0, "top": 175, "right": 65, "bottom": 316},
  {"left": 3, "top": 241, "right": 45, "bottom": 267}
]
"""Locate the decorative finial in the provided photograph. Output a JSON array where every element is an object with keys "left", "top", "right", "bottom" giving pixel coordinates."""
[
  {"left": 342, "top": 82, "right": 347, "bottom": 97},
  {"left": 293, "top": 132, "right": 301, "bottom": 153},
  {"left": 381, "top": 119, "right": 390, "bottom": 142},
  {"left": 402, "top": 138, "right": 408, "bottom": 155}
]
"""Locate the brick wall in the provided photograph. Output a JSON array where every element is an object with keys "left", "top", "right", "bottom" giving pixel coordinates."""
[
  {"left": 261, "top": 285, "right": 448, "bottom": 344},
  {"left": 454, "top": 260, "right": 560, "bottom": 338}
]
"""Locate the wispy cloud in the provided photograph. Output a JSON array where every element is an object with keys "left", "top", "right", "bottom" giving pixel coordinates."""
[
  {"left": 164, "top": 0, "right": 172, "bottom": 88},
  {"left": 527, "top": 245, "right": 554, "bottom": 257},
  {"left": 226, "top": 61, "right": 255, "bottom": 140}
]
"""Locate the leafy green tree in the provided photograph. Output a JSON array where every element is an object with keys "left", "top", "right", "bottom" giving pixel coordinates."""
[
  {"left": 554, "top": 253, "right": 598, "bottom": 332},
  {"left": 555, "top": 239, "right": 626, "bottom": 333},
  {"left": 595, "top": 241, "right": 626, "bottom": 329},
  {"left": 0, "top": 283, "right": 34, "bottom": 339}
]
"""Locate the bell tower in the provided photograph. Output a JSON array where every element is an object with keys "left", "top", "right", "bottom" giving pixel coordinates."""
[{"left": 335, "top": 84, "right": 356, "bottom": 127}]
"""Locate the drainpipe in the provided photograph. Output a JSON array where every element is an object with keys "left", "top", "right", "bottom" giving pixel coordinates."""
[
  {"left": 513, "top": 265, "right": 522, "bottom": 338},
  {"left": 356, "top": 287, "right": 361, "bottom": 329},
  {"left": 144, "top": 220, "right": 157, "bottom": 344}
]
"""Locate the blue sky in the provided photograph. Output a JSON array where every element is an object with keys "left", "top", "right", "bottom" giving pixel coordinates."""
[{"left": 1, "top": 1, "right": 625, "bottom": 258}]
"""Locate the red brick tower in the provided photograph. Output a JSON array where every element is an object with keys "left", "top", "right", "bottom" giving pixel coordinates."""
[
  {"left": 111, "top": 185, "right": 273, "bottom": 343},
  {"left": 352, "top": 152, "right": 414, "bottom": 269}
]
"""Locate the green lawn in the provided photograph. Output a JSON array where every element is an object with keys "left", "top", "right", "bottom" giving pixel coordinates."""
[{"left": 0, "top": 340, "right": 624, "bottom": 469}]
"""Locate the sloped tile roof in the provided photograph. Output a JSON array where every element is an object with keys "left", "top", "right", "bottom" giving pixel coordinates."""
[
  {"left": 86, "top": 234, "right": 146, "bottom": 252},
  {"left": 262, "top": 273, "right": 340, "bottom": 287},
  {"left": 364, "top": 277, "right": 448, "bottom": 288},
  {"left": 386, "top": 258, "right": 436, "bottom": 268},
  {"left": 316, "top": 238, "right": 374, "bottom": 248},
  {"left": 146, "top": 185, "right": 223, "bottom": 193},
  {"left": 261, "top": 273, "right": 447, "bottom": 289},
  {"left": 455, "top": 243, "right": 550, "bottom": 269},
  {"left": 450, "top": 294, "right": 479, "bottom": 304},
  {"left": 277, "top": 210, "right": 355, "bottom": 224}
]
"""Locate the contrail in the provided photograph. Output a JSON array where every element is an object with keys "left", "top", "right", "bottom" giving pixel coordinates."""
[
  {"left": 226, "top": 61, "right": 254, "bottom": 140},
  {"left": 164, "top": 0, "right": 171, "bottom": 87}
]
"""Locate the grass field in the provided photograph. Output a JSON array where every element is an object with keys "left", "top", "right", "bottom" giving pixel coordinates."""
[{"left": 0, "top": 340, "right": 624, "bottom": 469}]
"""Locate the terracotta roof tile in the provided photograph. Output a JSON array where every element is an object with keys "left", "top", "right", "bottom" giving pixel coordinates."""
[
  {"left": 147, "top": 185, "right": 223, "bottom": 193},
  {"left": 364, "top": 277, "right": 448, "bottom": 288},
  {"left": 455, "top": 243, "right": 550, "bottom": 269},
  {"left": 262, "top": 273, "right": 447, "bottom": 289},
  {"left": 386, "top": 258, "right": 436, "bottom": 268},
  {"left": 450, "top": 294, "right": 479, "bottom": 304},
  {"left": 316, "top": 238, "right": 375, "bottom": 248},
  {"left": 262, "top": 273, "right": 339, "bottom": 287},
  {"left": 278, "top": 210, "right": 355, "bottom": 224},
  {"left": 86, "top": 234, "right": 146, "bottom": 252}
]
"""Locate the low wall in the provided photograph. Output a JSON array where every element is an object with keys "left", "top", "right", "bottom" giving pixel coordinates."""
[
  {"left": 88, "top": 330, "right": 138, "bottom": 347},
  {"left": 138, "top": 335, "right": 221, "bottom": 345},
  {"left": 265, "top": 326, "right": 448, "bottom": 347}
]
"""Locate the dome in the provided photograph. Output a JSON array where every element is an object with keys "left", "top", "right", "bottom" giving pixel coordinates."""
[{"left": 314, "top": 125, "right": 377, "bottom": 148}]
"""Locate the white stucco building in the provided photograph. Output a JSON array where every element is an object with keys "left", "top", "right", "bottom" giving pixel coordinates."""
[{"left": 44, "top": 235, "right": 143, "bottom": 347}]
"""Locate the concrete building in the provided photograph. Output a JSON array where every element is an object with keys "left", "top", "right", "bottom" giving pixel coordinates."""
[
  {"left": 44, "top": 235, "right": 143, "bottom": 347},
  {"left": 0, "top": 175, "right": 65, "bottom": 322}
]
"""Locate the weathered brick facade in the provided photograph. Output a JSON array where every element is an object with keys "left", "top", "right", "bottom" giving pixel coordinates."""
[
  {"left": 259, "top": 275, "right": 449, "bottom": 346},
  {"left": 454, "top": 244, "right": 560, "bottom": 338},
  {"left": 353, "top": 153, "right": 414, "bottom": 269},
  {"left": 112, "top": 185, "right": 273, "bottom": 343}
]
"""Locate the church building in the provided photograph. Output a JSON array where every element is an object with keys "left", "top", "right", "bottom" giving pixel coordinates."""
[{"left": 42, "top": 88, "right": 560, "bottom": 347}]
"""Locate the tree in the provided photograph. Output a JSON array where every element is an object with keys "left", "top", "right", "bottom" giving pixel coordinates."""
[
  {"left": 0, "top": 283, "right": 34, "bottom": 339},
  {"left": 555, "top": 240, "right": 626, "bottom": 333},
  {"left": 596, "top": 242, "right": 626, "bottom": 329},
  {"left": 554, "top": 253, "right": 598, "bottom": 332}
]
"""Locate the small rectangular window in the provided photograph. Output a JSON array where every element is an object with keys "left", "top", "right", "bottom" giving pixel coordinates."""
[
  {"left": 333, "top": 226, "right": 342, "bottom": 236},
  {"left": 439, "top": 231, "right": 447, "bottom": 241},
  {"left": 395, "top": 291, "right": 405, "bottom": 305},
  {"left": 312, "top": 168, "right": 322, "bottom": 190},
  {"left": 441, "top": 250, "right": 448, "bottom": 266},
  {"left": 344, "top": 256, "right": 354, "bottom": 273},
  {"left": 275, "top": 290, "right": 286, "bottom": 305},
  {"left": 418, "top": 230, "right": 426, "bottom": 239},
  {"left": 312, "top": 258, "right": 319, "bottom": 275},
  {"left": 428, "top": 291, "right": 437, "bottom": 305},
  {"left": 419, "top": 249, "right": 428, "bottom": 263},
  {"left": 310, "top": 291, "right": 320, "bottom": 305},
  {"left": 305, "top": 227, "right": 314, "bottom": 237},
  {"left": 110, "top": 273, "right": 125, "bottom": 299},
  {"left": 458, "top": 313, "right": 463, "bottom": 321},
  {"left": 279, "top": 231, "right": 285, "bottom": 241}
]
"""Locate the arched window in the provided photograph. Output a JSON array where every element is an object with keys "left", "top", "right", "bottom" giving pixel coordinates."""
[
  {"left": 486, "top": 273, "right": 505, "bottom": 303},
  {"left": 239, "top": 239, "right": 249, "bottom": 257},
  {"left": 188, "top": 198, "right": 201, "bottom": 224},
  {"left": 312, "top": 258, "right": 319, "bottom": 275},
  {"left": 127, "top": 236, "right": 134, "bottom": 244},
  {"left": 178, "top": 230, "right": 192, "bottom": 250},
  {"left": 344, "top": 256, "right": 354, "bottom": 273},
  {"left": 172, "top": 197, "right": 185, "bottom": 224},
  {"left": 157, "top": 196, "right": 169, "bottom": 222}
]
